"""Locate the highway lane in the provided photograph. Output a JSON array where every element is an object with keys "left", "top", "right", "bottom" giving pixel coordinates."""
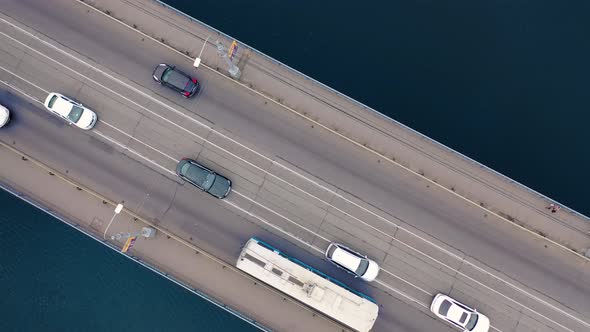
[
  {"left": 1, "top": 1, "right": 589, "bottom": 331},
  {"left": 0, "top": 87, "right": 449, "bottom": 332},
  {"left": 0, "top": 2, "right": 580, "bottom": 332},
  {"left": 0, "top": 13, "right": 584, "bottom": 332}
]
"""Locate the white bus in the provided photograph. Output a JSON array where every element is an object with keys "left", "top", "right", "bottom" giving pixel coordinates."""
[{"left": 236, "top": 238, "right": 379, "bottom": 332}]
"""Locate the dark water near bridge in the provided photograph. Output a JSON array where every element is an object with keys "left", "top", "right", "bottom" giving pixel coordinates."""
[
  {"left": 164, "top": 0, "right": 590, "bottom": 214},
  {"left": 1, "top": 1, "right": 589, "bottom": 331}
]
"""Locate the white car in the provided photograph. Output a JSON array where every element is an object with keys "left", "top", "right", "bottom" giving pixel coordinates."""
[
  {"left": 0, "top": 104, "right": 9, "bottom": 128},
  {"left": 44, "top": 93, "right": 97, "bottom": 130},
  {"left": 325, "top": 242, "right": 380, "bottom": 282},
  {"left": 430, "top": 293, "right": 490, "bottom": 332}
]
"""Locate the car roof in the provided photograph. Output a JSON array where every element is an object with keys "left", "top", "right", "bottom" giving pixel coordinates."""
[
  {"left": 446, "top": 302, "right": 469, "bottom": 326},
  {"left": 182, "top": 161, "right": 210, "bottom": 185},
  {"left": 50, "top": 95, "right": 74, "bottom": 117},
  {"left": 165, "top": 69, "right": 190, "bottom": 90},
  {"left": 331, "top": 246, "right": 362, "bottom": 271}
]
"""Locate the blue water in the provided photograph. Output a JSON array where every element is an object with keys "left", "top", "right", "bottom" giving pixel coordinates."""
[
  {"left": 1, "top": 1, "right": 589, "bottom": 331},
  {"left": 163, "top": 0, "right": 590, "bottom": 215},
  {"left": 0, "top": 188, "right": 259, "bottom": 332}
]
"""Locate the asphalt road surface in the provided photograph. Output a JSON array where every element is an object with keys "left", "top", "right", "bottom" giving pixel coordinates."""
[{"left": 0, "top": 1, "right": 589, "bottom": 331}]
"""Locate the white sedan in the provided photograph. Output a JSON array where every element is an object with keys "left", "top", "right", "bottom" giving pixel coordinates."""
[
  {"left": 44, "top": 93, "right": 97, "bottom": 130},
  {"left": 0, "top": 104, "right": 9, "bottom": 128},
  {"left": 430, "top": 293, "right": 490, "bottom": 332},
  {"left": 325, "top": 242, "right": 380, "bottom": 282}
]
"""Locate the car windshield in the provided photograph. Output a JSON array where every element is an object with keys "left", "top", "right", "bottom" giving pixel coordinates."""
[
  {"left": 161, "top": 67, "right": 173, "bottom": 81},
  {"left": 166, "top": 70, "right": 191, "bottom": 90},
  {"left": 47, "top": 95, "right": 58, "bottom": 108},
  {"left": 356, "top": 258, "right": 370, "bottom": 275},
  {"left": 438, "top": 299, "right": 452, "bottom": 315},
  {"left": 465, "top": 313, "right": 479, "bottom": 331},
  {"left": 327, "top": 244, "right": 338, "bottom": 258},
  {"left": 68, "top": 105, "right": 84, "bottom": 123}
]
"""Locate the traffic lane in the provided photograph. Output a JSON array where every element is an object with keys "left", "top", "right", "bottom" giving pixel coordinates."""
[
  {"left": 159, "top": 183, "right": 262, "bottom": 262},
  {"left": 0, "top": 90, "right": 346, "bottom": 331},
  {"left": 12, "top": 2, "right": 584, "bottom": 317},
  {"left": 0, "top": 90, "right": 181, "bottom": 218},
  {"left": 0, "top": 0, "right": 411, "bottom": 204},
  {"left": 368, "top": 174, "right": 590, "bottom": 319},
  {"left": 0, "top": 50, "right": 560, "bottom": 332},
  {"left": 0, "top": 0, "right": 216, "bottom": 117},
  {"left": 368, "top": 186, "right": 590, "bottom": 330},
  {"left": 0, "top": 90, "right": 277, "bottom": 269},
  {"left": 0, "top": 126, "right": 350, "bottom": 332},
  {"left": 0, "top": 91, "right": 444, "bottom": 332},
  {"left": 0, "top": 0, "right": 456, "bottom": 230},
  {"left": 321, "top": 190, "right": 589, "bottom": 331},
  {"left": 2, "top": 0, "right": 588, "bottom": 326},
  {"left": 0, "top": 0, "right": 499, "bottom": 269},
  {"left": 203, "top": 59, "right": 590, "bottom": 325},
  {"left": 0, "top": 23, "right": 218, "bottom": 174},
  {"left": 0, "top": 1, "right": 472, "bottom": 330},
  {"left": 246, "top": 232, "right": 455, "bottom": 332},
  {"left": 453, "top": 257, "right": 589, "bottom": 332},
  {"left": 0, "top": 87, "right": 357, "bottom": 310},
  {"left": 240, "top": 111, "right": 590, "bottom": 325},
  {"left": 0, "top": 0, "right": 574, "bottom": 274},
  {"left": 0, "top": 0, "right": 157, "bottom": 88},
  {"left": 0, "top": 36, "right": 332, "bottom": 273},
  {"left": 1, "top": 87, "right": 578, "bottom": 332},
  {"left": 371, "top": 296, "right": 453, "bottom": 332}
]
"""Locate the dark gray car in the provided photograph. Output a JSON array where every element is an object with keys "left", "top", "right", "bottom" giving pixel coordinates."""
[
  {"left": 176, "top": 158, "right": 232, "bottom": 199},
  {"left": 152, "top": 63, "right": 199, "bottom": 97}
]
